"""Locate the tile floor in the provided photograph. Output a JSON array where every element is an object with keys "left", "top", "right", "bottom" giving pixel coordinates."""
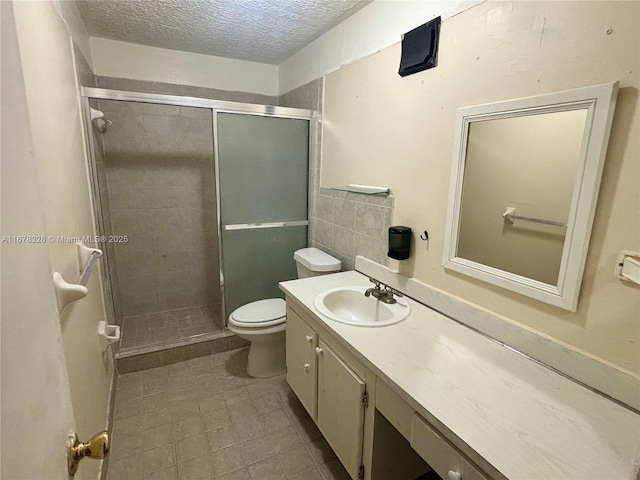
[
  {"left": 108, "top": 347, "right": 351, "bottom": 480},
  {"left": 120, "top": 306, "right": 224, "bottom": 354}
]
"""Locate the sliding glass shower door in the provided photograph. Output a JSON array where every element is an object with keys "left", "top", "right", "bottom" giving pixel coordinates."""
[{"left": 216, "top": 112, "right": 310, "bottom": 320}]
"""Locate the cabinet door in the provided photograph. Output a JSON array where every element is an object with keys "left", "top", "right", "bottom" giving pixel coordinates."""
[
  {"left": 286, "top": 307, "right": 318, "bottom": 418},
  {"left": 317, "top": 341, "right": 366, "bottom": 479}
]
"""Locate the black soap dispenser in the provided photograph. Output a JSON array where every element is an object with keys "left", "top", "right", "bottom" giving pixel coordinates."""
[{"left": 387, "top": 226, "right": 412, "bottom": 260}]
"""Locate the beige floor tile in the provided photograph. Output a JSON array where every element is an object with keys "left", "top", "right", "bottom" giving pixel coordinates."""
[
  {"left": 277, "top": 444, "right": 316, "bottom": 477},
  {"left": 142, "top": 407, "right": 173, "bottom": 430},
  {"left": 114, "top": 397, "right": 143, "bottom": 419},
  {"left": 143, "top": 366, "right": 169, "bottom": 381},
  {"left": 238, "top": 434, "right": 275, "bottom": 466},
  {"left": 246, "top": 456, "right": 286, "bottom": 480},
  {"left": 110, "top": 431, "right": 143, "bottom": 461},
  {"left": 149, "top": 465, "right": 178, "bottom": 480},
  {"left": 223, "top": 387, "right": 252, "bottom": 406},
  {"left": 177, "top": 454, "right": 214, "bottom": 480},
  {"left": 144, "top": 392, "right": 170, "bottom": 411},
  {"left": 176, "top": 433, "right": 210, "bottom": 464},
  {"left": 288, "top": 466, "right": 324, "bottom": 480},
  {"left": 109, "top": 349, "right": 351, "bottom": 480},
  {"left": 143, "top": 423, "right": 174, "bottom": 451},
  {"left": 245, "top": 380, "right": 280, "bottom": 400},
  {"left": 319, "top": 458, "right": 351, "bottom": 480},
  {"left": 113, "top": 414, "right": 143, "bottom": 437},
  {"left": 117, "top": 371, "right": 143, "bottom": 389},
  {"left": 228, "top": 399, "right": 259, "bottom": 422},
  {"left": 233, "top": 415, "right": 265, "bottom": 441},
  {"left": 218, "top": 376, "right": 247, "bottom": 393},
  {"left": 305, "top": 436, "right": 337, "bottom": 465},
  {"left": 115, "top": 383, "right": 143, "bottom": 402},
  {"left": 144, "top": 377, "right": 170, "bottom": 396},
  {"left": 201, "top": 406, "right": 232, "bottom": 431},
  {"left": 206, "top": 424, "right": 238, "bottom": 452},
  {"left": 291, "top": 416, "right": 322, "bottom": 443},
  {"left": 171, "top": 399, "right": 201, "bottom": 422},
  {"left": 260, "top": 408, "right": 291, "bottom": 433},
  {"left": 173, "top": 413, "right": 205, "bottom": 440},
  {"left": 267, "top": 426, "right": 303, "bottom": 454},
  {"left": 198, "top": 393, "right": 225, "bottom": 413},
  {"left": 143, "top": 443, "right": 176, "bottom": 474},
  {"left": 210, "top": 445, "right": 246, "bottom": 477},
  {"left": 252, "top": 392, "right": 281, "bottom": 415},
  {"left": 215, "top": 467, "right": 251, "bottom": 480},
  {"left": 107, "top": 453, "right": 143, "bottom": 480}
]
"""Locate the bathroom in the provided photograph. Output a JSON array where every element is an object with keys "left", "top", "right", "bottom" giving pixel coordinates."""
[{"left": 2, "top": 1, "right": 638, "bottom": 479}]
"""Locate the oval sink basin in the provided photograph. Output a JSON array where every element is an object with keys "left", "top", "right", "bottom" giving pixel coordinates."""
[{"left": 313, "top": 286, "right": 410, "bottom": 327}]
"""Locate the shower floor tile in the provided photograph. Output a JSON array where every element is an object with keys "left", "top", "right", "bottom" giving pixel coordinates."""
[
  {"left": 108, "top": 348, "right": 350, "bottom": 480},
  {"left": 119, "top": 305, "right": 224, "bottom": 354}
]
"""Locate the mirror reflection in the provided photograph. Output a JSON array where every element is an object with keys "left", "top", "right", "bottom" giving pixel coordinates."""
[{"left": 457, "top": 109, "right": 588, "bottom": 285}]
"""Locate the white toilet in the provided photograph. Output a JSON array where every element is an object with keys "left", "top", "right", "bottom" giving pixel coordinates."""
[{"left": 228, "top": 247, "right": 341, "bottom": 378}]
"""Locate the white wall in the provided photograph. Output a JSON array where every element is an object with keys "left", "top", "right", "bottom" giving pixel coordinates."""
[
  {"left": 91, "top": 37, "right": 279, "bottom": 96},
  {"left": 322, "top": 1, "right": 640, "bottom": 375},
  {"left": 13, "top": 2, "right": 114, "bottom": 478},
  {"left": 279, "top": 0, "right": 482, "bottom": 94}
]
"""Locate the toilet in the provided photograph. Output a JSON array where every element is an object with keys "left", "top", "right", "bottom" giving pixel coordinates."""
[{"left": 228, "top": 247, "right": 341, "bottom": 378}]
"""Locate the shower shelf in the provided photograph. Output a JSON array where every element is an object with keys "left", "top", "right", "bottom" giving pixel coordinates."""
[{"left": 53, "top": 242, "right": 103, "bottom": 313}]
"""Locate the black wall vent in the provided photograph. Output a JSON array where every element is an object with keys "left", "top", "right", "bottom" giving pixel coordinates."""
[{"left": 398, "top": 16, "right": 441, "bottom": 77}]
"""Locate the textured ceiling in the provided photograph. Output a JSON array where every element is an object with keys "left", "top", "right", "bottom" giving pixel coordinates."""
[{"left": 78, "top": 0, "right": 371, "bottom": 64}]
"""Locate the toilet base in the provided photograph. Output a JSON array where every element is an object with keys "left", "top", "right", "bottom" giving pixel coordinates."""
[{"left": 246, "top": 333, "right": 286, "bottom": 378}]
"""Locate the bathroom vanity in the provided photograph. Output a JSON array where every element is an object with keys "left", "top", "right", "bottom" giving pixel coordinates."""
[{"left": 280, "top": 268, "right": 640, "bottom": 480}]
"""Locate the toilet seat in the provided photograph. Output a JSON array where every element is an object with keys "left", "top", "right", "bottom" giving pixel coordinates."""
[{"left": 228, "top": 298, "right": 286, "bottom": 328}]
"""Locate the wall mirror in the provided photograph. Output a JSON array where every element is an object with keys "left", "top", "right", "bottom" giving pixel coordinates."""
[{"left": 443, "top": 83, "right": 618, "bottom": 311}]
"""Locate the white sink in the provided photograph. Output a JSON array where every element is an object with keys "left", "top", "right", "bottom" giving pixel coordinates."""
[{"left": 313, "top": 286, "right": 410, "bottom": 327}]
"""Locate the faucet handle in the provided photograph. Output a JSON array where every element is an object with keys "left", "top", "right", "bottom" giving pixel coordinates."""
[{"left": 390, "top": 286, "right": 403, "bottom": 298}]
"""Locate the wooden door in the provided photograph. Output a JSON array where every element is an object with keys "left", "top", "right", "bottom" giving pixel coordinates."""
[{"left": 317, "top": 340, "right": 366, "bottom": 479}]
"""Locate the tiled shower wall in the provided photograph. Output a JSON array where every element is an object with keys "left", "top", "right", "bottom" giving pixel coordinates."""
[
  {"left": 279, "top": 79, "right": 394, "bottom": 271},
  {"left": 101, "top": 99, "right": 220, "bottom": 316}
]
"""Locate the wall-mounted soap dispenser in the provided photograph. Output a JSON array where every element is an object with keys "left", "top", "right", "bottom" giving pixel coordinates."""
[{"left": 388, "top": 226, "right": 412, "bottom": 260}]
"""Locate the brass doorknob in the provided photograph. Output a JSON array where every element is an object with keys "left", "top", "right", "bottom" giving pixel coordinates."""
[{"left": 67, "top": 431, "right": 110, "bottom": 475}]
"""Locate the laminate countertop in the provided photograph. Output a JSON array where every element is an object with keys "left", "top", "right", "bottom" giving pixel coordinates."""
[{"left": 280, "top": 270, "right": 640, "bottom": 480}]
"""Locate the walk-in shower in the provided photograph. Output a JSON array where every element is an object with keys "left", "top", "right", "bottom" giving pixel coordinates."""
[{"left": 81, "top": 88, "right": 315, "bottom": 359}]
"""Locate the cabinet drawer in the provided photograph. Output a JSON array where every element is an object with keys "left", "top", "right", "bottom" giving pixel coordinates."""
[{"left": 411, "top": 414, "right": 489, "bottom": 480}]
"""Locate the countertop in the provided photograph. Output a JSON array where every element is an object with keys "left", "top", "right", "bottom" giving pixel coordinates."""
[{"left": 280, "top": 270, "right": 640, "bottom": 480}]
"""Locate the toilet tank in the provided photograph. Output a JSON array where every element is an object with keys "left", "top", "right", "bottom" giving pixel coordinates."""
[{"left": 294, "top": 247, "right": 341, "bottom": 278}]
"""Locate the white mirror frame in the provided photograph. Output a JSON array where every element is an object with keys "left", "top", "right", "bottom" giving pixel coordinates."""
[{"left": 443, "top": 82, "right": 618, "bottom": 311}]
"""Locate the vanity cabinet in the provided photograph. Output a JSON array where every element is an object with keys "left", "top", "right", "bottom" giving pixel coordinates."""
[
  {"left": 285, "top": 306, "right": 318, "bottom": 417},
  {"left": 317, "top": 340, "right": 366, "bottom": 479},
  {"left": 285, "top": 299, "right": 492, "bottom": 480},
  {"left": 286, "top": 305, "right": 367, "bottom": 479}
]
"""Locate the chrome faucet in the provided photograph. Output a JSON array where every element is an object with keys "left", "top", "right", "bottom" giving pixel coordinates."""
[{"left": 364, "top": 278, "right": 404, "bottom": 304}]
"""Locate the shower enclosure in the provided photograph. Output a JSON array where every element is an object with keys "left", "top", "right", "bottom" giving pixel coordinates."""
[{"left": 81, "top": 89, "right": 314, "bottom": 358}]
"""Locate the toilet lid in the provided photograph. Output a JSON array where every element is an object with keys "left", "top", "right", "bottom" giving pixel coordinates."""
[{"left": 230, "top": 298, "right": 286, "bottom": 325}]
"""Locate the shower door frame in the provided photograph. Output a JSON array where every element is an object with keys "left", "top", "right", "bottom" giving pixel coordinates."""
[{"left": 80, "top": 87, "right": 317, "bottom": 339}]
